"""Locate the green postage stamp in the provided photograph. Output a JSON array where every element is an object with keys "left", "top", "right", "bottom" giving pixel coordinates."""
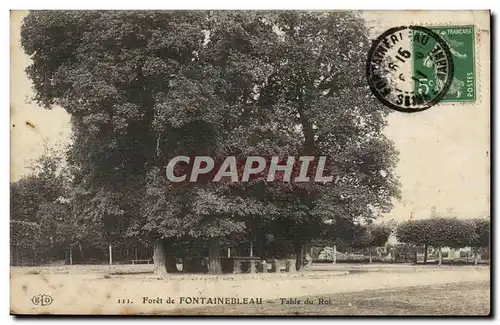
[{"left": 412, "top": 25, "right": 476, "bottom": 103}]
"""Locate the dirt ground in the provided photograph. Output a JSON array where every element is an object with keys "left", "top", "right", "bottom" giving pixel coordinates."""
[
  {"left": 170, "top": 281, "right": 490, "bottom": 316},
  {"left": 10, "top": 263, "right": 490, "bottom": 315}
]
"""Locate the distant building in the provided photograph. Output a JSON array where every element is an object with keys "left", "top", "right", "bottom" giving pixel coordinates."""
[{"left": 430, "top": 206, "right": 456, "bottom": 218}]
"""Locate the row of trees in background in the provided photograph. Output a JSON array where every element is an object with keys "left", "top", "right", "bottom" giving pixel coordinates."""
[
  {"left": 395, "top": 217, "right": 490, "bottom": 265},
  {"left": 10, "top": 152, "right": 109, "bottom": 265},
  {"left": 313, "top": 223, "right": 393, "bottom": 263}
]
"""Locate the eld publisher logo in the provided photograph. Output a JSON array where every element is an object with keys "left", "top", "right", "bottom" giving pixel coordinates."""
[{"left": 31, "top": 294, "right": 53, "bottom": 306}]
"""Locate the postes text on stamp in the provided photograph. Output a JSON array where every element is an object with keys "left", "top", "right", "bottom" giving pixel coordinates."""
[{"left": 413, "top": 25, "right": 476, "bottom": 103}]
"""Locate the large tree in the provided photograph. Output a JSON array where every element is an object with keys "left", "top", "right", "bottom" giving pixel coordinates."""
[
  {"left": 252, "top": 12, "right": 401, "bottom": 269},
  {"left": 21, "top": 11, "right": 400, "bottom": 274},
  {"left": 21, "top": 11, "right": 291, "bottom": 274}
]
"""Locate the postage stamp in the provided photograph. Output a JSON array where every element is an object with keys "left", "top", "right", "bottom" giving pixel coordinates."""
[{"left": 412, "top": 25, "right": 476, "bottom": 103}]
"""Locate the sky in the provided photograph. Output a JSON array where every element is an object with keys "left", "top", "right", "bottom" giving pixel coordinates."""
[{"left": 9, "top": 11, "right": 490, "bottom": 222}]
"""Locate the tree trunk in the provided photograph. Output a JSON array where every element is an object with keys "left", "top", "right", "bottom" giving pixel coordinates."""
[
  {"left": 333, "top": 245, "right": 337, "bottom": 264},
  {"left": 414, "top": 249, "right": 418, "bottom": 264},
  {"left": 305, "top": 247, "right": 313, "bottom": 268},
  {"left": 208, "top": 238, "right": 222, "bottom": 274},
  {"left": 108, "top": 244, "right": 113, "bottom": 265},
  {"left": 474, "top": 249, "right": 479, "bottom": 265},
  {"left": 294, "top": 241, "right": 307, "bottom": 271},
  {"left": 369, "top": 248, "right": 373, "bottom": 263},
  {"left": 162, "top": 240, "right": 178, "bottom": 273},
  {"left": 78, "top": 242, "right": 84, "bottom": 261},
  {"left": 69, "top": 247, "right": 73, "bottom": 265},
  {"left": 165, "top": 256, "right": 179, "bottom": 273},
  {"left": 423, "top": 244, "right": 428, "bottom": 263},
  {"left": 153, "top": 240, "right": 168, "bottom": 276},
  {"left": 256, "top": 229, "right": 266, "bottom": 259},
  {"left": 438, "top": 247, "right": 442, "bottom": 266},
  {"left": 301, "top": 245, "right": 307, "bottom": 269}
]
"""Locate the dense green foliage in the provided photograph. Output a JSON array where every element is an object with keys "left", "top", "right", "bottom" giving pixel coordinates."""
[
  {"left": 466, "top": 218, "right": 490, "bottom": 249},
  {"left": 10, "top": 150, "right": 124, "bottom": 264},
  {"left": 349, "top": 223, "right": 392, "bottom": 250},
  {"left": 396, "top": 217, "right": 490, "bottom": 264},
  {"left": 11, "top": 220, "right": 41, "bottom": 249},
  {"left": 19, "top": 11, "right": 402, "bottom": 272},
  {"left": 396, "top": 217, "right": 486, "bottom": 249}
]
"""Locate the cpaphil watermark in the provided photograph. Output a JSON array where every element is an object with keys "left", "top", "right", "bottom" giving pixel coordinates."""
[{"left": 164, "top": 156, "right": 333, "bottom": 183}]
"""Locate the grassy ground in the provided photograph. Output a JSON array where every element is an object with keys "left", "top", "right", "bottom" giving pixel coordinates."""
[{"left": 165, "top": 281, "right": 490, "bottom": 316}]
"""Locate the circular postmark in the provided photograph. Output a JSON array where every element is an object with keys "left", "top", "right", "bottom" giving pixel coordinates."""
[{"left": 366, "top": 26, "right": 454, "bottom": 113}]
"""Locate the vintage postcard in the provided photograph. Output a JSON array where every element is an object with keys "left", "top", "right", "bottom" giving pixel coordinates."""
[{"left": 10, "top": 10, "right": 490, "bottom": 316}]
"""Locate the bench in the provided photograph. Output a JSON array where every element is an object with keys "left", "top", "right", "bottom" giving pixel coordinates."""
[
  {"left": 131, "top": 259, "right": 153, "bottom": 265},
  {"left": 220, "top": 257, "right": 265, "bottom": 274}
]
